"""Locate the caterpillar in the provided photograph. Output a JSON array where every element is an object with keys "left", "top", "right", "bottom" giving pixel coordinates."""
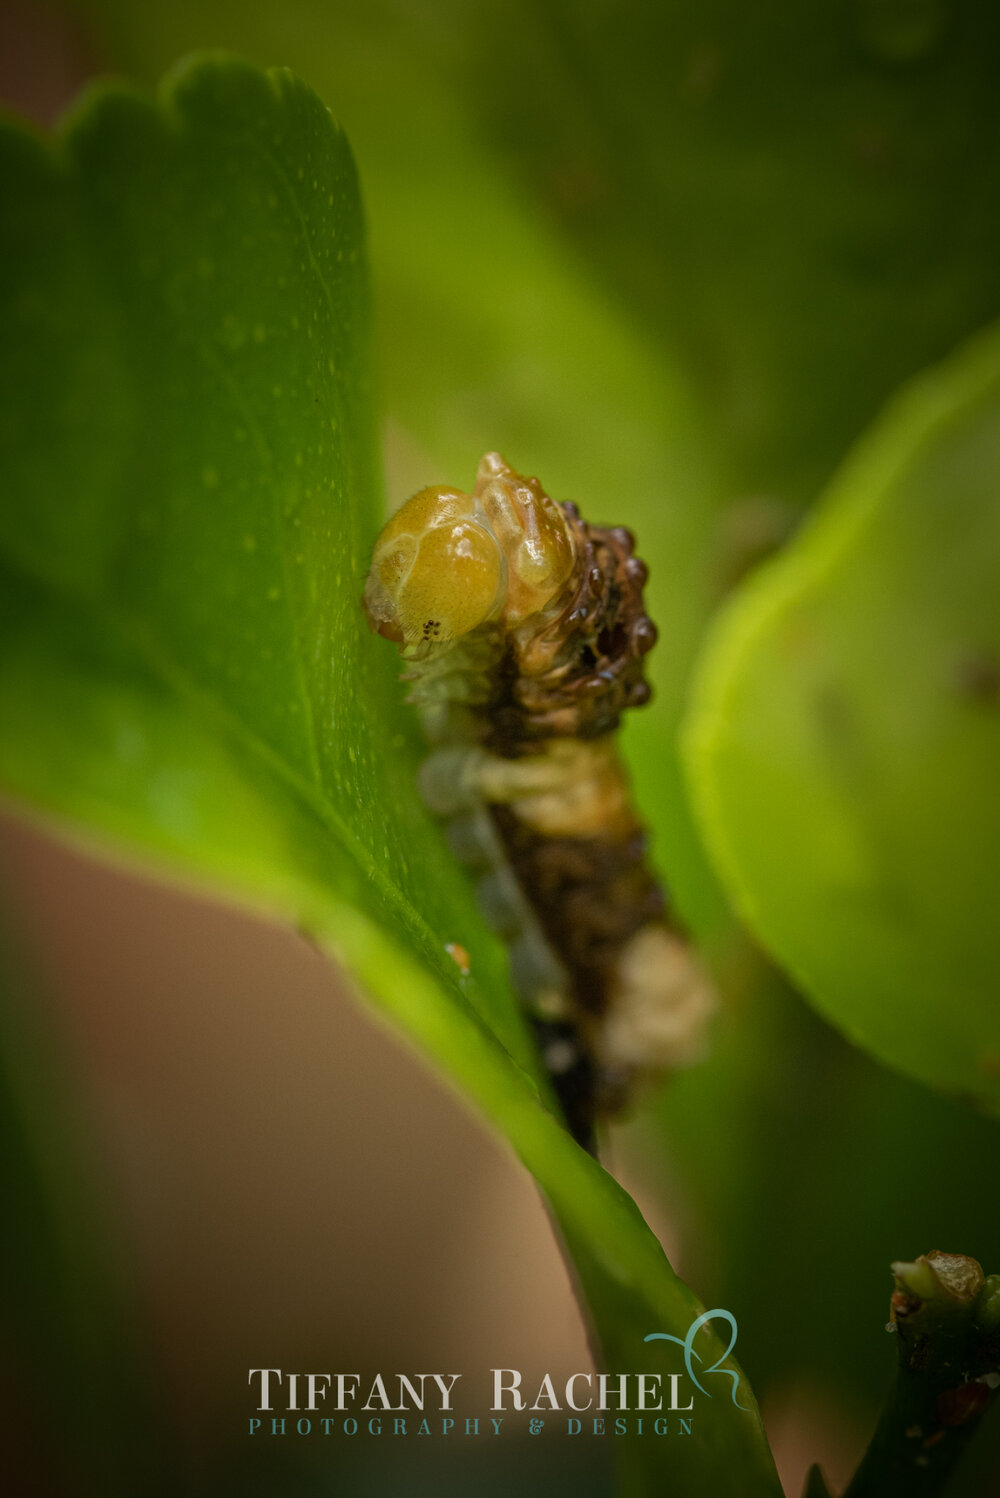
[{"left": 364, "top": 452, "right": 716, "bottom": 1149}]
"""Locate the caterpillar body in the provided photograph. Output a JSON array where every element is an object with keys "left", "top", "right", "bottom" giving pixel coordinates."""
[{"left": 364, "top": 452, "right": 715, "bottom": 1148}]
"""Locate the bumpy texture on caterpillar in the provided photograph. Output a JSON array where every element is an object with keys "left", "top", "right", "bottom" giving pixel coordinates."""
[{"left": 364, "top": 452, "right": 716, "bottom": 1148}]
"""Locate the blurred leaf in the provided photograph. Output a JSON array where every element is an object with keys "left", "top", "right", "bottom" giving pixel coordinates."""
[
  {"left": 0, "top": 59, "right": 782, "bottom": 1495},
  {"left": 468, "top": 1, "right": 1000, "bottom": 502},
  {"left": 683, "top": 323, "right": 1000, "bottom": 1112}
]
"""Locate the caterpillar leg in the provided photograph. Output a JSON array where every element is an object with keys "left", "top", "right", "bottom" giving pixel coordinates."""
[{"left": 417, "top": 741, "right": 595, "bottom": 816}]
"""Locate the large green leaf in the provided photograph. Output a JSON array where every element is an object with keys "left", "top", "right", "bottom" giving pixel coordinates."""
[
  {"left": 0, "top": 59, "right": 781, "bottom": 1496},
  {"left": 684, "top": 323, "right": 1000, "bottom": 1112},
  {"left": 74, "top": 0, "right": 1000, "bottom": 960}
]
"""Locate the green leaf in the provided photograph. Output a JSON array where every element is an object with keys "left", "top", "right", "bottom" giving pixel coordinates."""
[
  {"left": 74, "top": 0, "right": 761, "bottom": 947},
  {"left": 74, "top": 0, "right": 1000, "bottom": 962},
  {"left": 684, "top": 323, "right": 1000, "bottom": 1112},
  {"left": 0, "top": 58, "right": 781, "bottom": 1496}
]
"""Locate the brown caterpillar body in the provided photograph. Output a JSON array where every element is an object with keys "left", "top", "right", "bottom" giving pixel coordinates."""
[
  {"left": 364, "top": 453, "right": 715, "bottom": 1148},
  {"left": 483, "top": 504, "right": 657, "bottom": 749}
]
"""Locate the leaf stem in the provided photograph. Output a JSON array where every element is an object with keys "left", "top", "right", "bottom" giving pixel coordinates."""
[{"left": 841, "top": 1253, "right": 1000, "bottom": 1498}]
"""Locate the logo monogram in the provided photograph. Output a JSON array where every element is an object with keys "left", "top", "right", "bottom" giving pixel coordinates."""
[{"left": 645, "top": 1310, "right": 748, "bottom": 1410}]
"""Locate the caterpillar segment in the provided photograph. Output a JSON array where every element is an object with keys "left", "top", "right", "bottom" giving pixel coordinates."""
[{"left": 364, "top": 452, "right": 716, "bottom": 1148}]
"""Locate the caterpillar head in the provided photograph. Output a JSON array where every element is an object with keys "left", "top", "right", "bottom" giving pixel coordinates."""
[
  {"left": 363, "top": 484, "right": 505, "bottom": 649},
  {"left": 364, "top": 456, "right": 577, "bottom": 651}
]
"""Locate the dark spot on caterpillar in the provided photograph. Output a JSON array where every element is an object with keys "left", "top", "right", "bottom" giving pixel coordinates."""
[{"left": 596, "top": 622, "right": 627, "bottom": 659}]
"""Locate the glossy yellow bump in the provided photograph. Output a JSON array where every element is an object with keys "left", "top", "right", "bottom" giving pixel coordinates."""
[
  {"left": 474, "top": 453, "right": 575, "bottom": 623},
  {"left": 363, "top": 485, "right": 504, "bottom": 648}
]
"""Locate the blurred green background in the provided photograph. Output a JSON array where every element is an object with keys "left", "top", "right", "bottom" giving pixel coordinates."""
[{"left": 2, "top": 2, "right": 1000, "bottom": 1495}]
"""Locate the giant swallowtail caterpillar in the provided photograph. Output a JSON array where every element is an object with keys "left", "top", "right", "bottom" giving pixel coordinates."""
[{"left": 364, "top": 453, "right": 716, "bottom": 1149}]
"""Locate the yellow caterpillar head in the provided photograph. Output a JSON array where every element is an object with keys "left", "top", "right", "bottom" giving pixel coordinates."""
[
  {"left": 363, "top": 455, "right": 576, "bottom": 651},
  {"left": 363, "top": 484, "right": 505, "bottom": 649}
]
